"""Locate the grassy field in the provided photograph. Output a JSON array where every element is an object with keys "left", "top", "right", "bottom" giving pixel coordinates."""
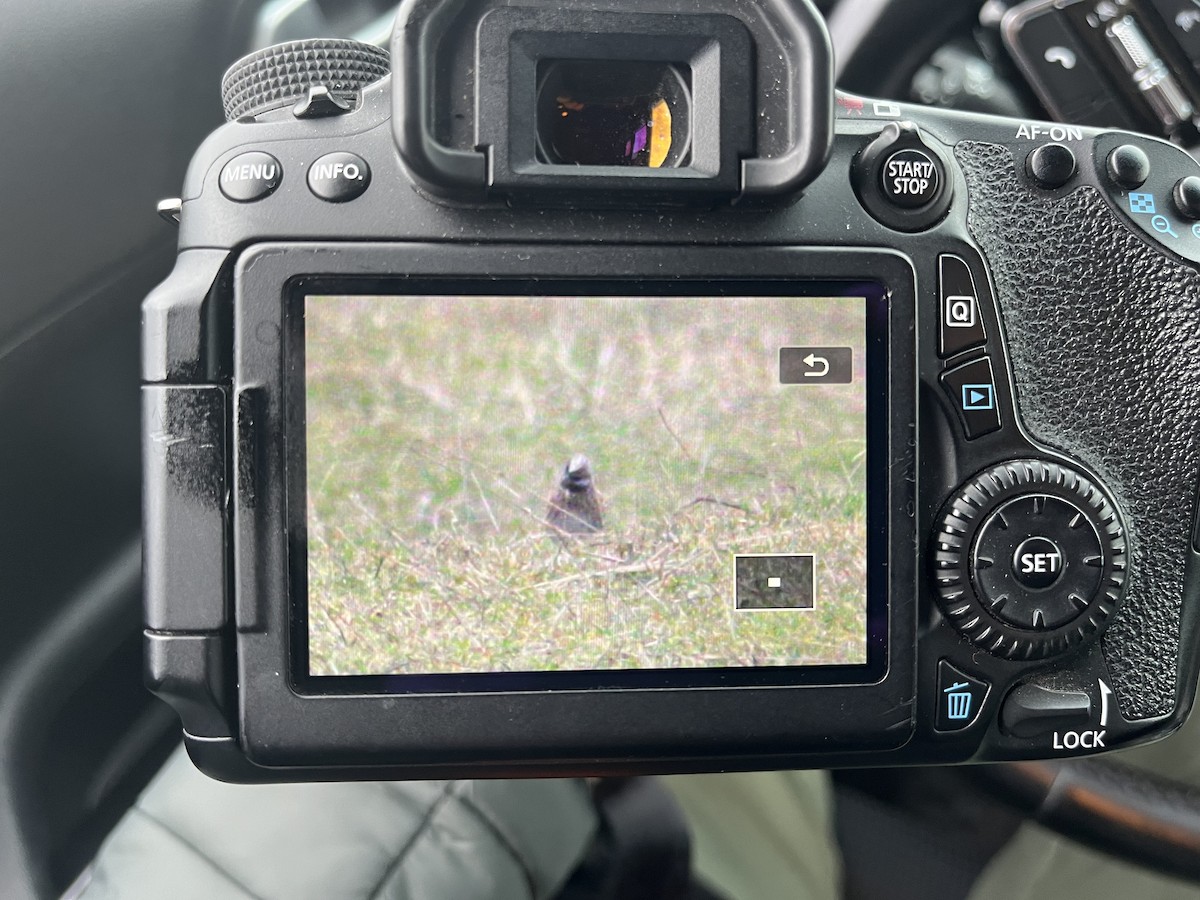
[{"left": 305, "top": 294, "right": 868, "bottom": 676}]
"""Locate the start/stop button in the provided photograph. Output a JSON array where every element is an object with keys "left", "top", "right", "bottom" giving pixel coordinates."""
[
  {"left": 879, "top": 148, "right": 941, "bottom": 208},
  {"left": 852, "top": 121, "right": 952, "bottom": 232}
]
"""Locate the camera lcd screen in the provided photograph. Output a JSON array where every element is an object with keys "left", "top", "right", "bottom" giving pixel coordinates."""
[{"left": 299, "top": 291, "right": 884, "bottom": 688}]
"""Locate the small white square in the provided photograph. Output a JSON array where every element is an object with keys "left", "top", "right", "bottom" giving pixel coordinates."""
[{"left": 766, "top": 576, "right": 782, "bottom": 589}]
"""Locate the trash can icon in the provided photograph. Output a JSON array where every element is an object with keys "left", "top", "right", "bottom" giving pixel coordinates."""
[{"left": 944, "top": 682, "right": 973, "bottom": 720}]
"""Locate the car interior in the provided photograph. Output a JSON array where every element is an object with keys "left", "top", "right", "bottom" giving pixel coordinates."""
[{"left": 5, "top": 0, "right": 1200, "bottom": 898}]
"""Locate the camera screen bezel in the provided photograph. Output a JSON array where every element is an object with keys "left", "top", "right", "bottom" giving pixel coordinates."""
[{"left": 231, "top": 243, "right": 917, "bottom": 769}]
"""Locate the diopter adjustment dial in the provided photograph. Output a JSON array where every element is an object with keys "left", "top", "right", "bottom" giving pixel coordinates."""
[
  {"left": 221, "top": 39, "right": 390, "bottom": 122},
  {"left": 932, "top": 460, "right": 1126, "bottom": 660}
]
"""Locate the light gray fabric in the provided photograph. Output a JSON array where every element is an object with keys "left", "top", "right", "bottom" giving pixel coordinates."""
[
  {"left": 85, "top": 717, "right": 1200, "bottom": 900},
  {"left": 968, "top": 706, "right": 1200, "bottom": 900},
  {"left": 661, "top": 770, "right": 841, "bottom": 900},
  {"left": 75, "top": 748, "right": 598, "bottom": 900}
]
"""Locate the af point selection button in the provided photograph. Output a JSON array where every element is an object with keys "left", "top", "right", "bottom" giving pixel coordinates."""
[
  {"left": 218, "top": 151, "right": 282, "bottom": 202},
  {"left": 879, "top": 147, "right": 941, "bottom": 208},
  {"left": 308, "top": 152, "right": 371, "bottom": 202}
]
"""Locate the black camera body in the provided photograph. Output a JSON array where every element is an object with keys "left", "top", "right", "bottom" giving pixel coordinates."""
[{"left": 144, "top": 0, "right": 1200, "bottom": 782}]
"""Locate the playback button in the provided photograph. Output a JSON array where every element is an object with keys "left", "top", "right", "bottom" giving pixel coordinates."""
[
  {"left": 941, "top": 356, "right": 1001, "bottom": 439},
  {"left": 939, "top": 254, "right": 987, "bottom": 358}
]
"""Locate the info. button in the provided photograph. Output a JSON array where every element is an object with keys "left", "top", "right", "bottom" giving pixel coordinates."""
[{"left": 308, "top": 152, "right": 371, "bottom": 203}]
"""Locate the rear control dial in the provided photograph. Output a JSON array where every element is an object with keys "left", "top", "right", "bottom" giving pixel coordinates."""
[{"left": 932, "top": 460, "right": 1126, "bottom": 660}]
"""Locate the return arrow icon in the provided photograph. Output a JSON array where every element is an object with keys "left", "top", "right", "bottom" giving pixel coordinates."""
[
  {"left": 803, "top": 354, "right": 830, "bottom": 377},
  {"left": 779, "top": 347, "right": 853, "bottom": 384}
]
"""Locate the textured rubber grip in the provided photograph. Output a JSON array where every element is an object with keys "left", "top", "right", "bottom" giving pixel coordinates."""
[
  {"left": 956, "top": 141, "right": 1200, "bottom": 719},
  {"left": 220, "top": 39, "right": 390, "bottom": 122}
]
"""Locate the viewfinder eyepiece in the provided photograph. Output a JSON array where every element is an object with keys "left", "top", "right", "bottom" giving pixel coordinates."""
[{"left": 536, "top": 60, "right": 691, "bottom": 168}]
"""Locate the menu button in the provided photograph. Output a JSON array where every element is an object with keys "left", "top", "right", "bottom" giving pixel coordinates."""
[{"left": 218, "top": 151, "right": 282, "bottom": 202}]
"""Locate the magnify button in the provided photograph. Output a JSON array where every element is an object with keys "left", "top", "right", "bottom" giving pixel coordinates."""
[{"left": 1152, "top": 214, "right": 1179, "bottom": 238}]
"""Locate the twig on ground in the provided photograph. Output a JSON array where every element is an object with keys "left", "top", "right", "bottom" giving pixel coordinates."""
[
  {"left": 471, "top": 471, "right": 501, "bottom": 532},
  {"left": 657, "top": 406, "right": 692, "bottom": 459},
  {"left": 673, "top": 495, "right": 751, "bottom": 516},
  {"left": 528, "top": 550, "right": 705, "bottom": 592}
]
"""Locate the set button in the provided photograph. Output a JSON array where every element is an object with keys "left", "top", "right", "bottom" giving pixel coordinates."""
[{"left": 973, "top": 493, "right": 1105, "bottom": 630}]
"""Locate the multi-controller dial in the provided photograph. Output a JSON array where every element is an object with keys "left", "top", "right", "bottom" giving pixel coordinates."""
[{"left": 932, "top": 460, "right": 1126, "bottom": 660}]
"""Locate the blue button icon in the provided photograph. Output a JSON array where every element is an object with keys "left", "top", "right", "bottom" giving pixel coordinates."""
[
  {"left": 1129, "top": 192, "right": 1156, "bottom": 214},
  {"left": 944, "top": 682, "right": 973, "bottom": 720},
  {"left": 1152, "top": 214, "right": 1179, "bottom": 238},
  {"left": 962, "top": 383, "right": 995, "bottom": 411}
]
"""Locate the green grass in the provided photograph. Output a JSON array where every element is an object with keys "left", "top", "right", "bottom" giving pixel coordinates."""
[{"left": 305, "top": 295, "right": 868, "bottom": 676}]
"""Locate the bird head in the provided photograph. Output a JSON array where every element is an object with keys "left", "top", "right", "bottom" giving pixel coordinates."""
[{"left": 561, "top": 454, "right": 593, "bottom": 493}]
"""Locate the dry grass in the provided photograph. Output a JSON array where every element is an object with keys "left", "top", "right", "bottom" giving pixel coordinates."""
[{"left": 305, "top": 295, "right": 868, "bottom": 676}]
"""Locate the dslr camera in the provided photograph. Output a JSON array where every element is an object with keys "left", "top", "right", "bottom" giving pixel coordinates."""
[{"left": 144, "top": 0, "right": 1200, "bottom": 781}]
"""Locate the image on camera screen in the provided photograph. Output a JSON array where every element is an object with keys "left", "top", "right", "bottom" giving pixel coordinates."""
[{"left": 303, "top": 294, "right": 869, "bottom": 678}]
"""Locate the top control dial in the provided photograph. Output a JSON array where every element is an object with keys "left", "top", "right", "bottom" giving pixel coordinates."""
[
  {"left": 932, "top": 460, "right": 1126, "bottom": 660},
  {"left": 221, "top": 39, "right": 390, "bottom": 122}
]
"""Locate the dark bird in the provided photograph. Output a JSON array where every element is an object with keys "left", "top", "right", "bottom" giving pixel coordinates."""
[{"left": 546, "top": 453, "right": 604, "bottom": 535}]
